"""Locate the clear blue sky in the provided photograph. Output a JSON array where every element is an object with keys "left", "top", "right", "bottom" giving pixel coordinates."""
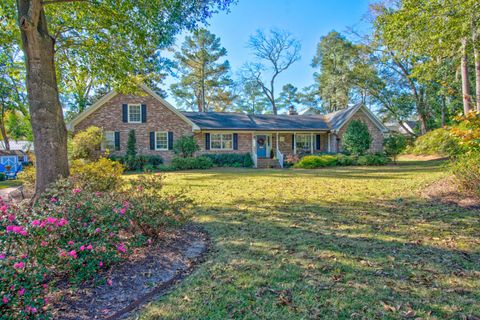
[{"left": 164, "top": 0, "right": 372, "bottom": 104}]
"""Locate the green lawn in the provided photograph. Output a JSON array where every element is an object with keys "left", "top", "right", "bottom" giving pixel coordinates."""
[
  {"left": 137, "top": 159, "right": 479, "bottom": 319},
  {"left": 0, "top": 180, "right": 21, "bottom": 189}
]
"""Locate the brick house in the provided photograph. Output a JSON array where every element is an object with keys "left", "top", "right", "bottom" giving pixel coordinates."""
[{"left": 67, "top": 85, "right": 388, "bottom": 168}]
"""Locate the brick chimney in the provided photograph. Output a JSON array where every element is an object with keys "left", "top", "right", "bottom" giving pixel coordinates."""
[{"left": 288, "top": 105, "right": 298, "bottom": 115}]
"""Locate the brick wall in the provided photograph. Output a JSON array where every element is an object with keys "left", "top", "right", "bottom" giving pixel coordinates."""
[
  {"left": 74, "top": 90, "right": 193, "bottom": 163},
  {"left": 336, "top": 109, "right": 384, "bottom": 153}
]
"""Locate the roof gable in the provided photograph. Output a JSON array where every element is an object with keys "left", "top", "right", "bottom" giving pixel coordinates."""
[{"left": 326, "top": 105, "right": 388, "bottom": 133}]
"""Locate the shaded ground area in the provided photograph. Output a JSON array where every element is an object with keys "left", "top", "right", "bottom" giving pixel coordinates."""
[
  {"left": 51, "top": 224, "right": 208, "bottom": 320},
  {"left": 133, "top": 159, "right": 479, "bottom": 319},
  {"left": 422, "top": 176, "right": 480, "bottom": 210}
]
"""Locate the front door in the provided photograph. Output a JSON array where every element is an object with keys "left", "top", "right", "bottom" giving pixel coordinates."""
[{"left": 256, "top": 135, "right": 268, "bottom": 158}]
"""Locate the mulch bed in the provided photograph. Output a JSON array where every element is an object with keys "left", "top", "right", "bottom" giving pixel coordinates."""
[
  {"left": 422, "top": 176, "right": 480, "bottom": 210},
  {"left": 50, "top": 224, "right": 209, "bottom": 320}
]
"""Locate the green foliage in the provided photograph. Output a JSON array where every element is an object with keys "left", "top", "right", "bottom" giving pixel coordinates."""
[
  {"left": 383, "top": 134, "right": 407, "bottom": 163},
  {"left": 451, "top": 151, "right": 480, "bottom": 196},
  {"left": 17, "top": 165, "right": 35, "bottom": 192},
  {"left": 335, "top": 153, "right": 357, "bottom": 166},
  {"left": 171, "top": 28, "right": 233, "bottom": 112},
  {"left": 342, "top": 120, "right": 372, "bottom": 155},
  {"left": 357, "top": 153, "right": 389, "bottom": 166},
  {"left": 125, "top": 174, "right": 194, "bottom": 238},
  {"left": 203, "top": 153, "right": 254, "bottom": 168},
  {"left": 70, "top": 158, "right": 124, "bottom": 191},
  {"left": 70, "top": 126, "right": 103, "bottom": 161},
  {"left": 109, "top": 154, "right": 163, "bottom": 172},
  {"left": 173, "top": 135, "right": 200, "bottom": 158},
  {"left": 406, "top": 128, "right": 461, "bottom": 157},
  {"left": 0, "top": 172, "right": 5, "bottom": 181},
  {"left": 171, "top": 156, "right": 214, "bottom": 170},
  {"left": 294, "top": 155, "right": 338, "bottom": 169},
  {"left": 124, "top": 130, "right": 138, "bottom": 170}
]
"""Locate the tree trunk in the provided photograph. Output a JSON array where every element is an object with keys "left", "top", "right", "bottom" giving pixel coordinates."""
[
  {"left": 461, "top": 38, "right": 472, "bottom": 114},
  {"left": 473, "top": 28, "right": 480, "bottom": 111},
  {"left": 441, "top": 95, "right": 446, "bottom": 127},
  {"left": 0, "top": 103, "right": 10, "bottom": 151},
  {"left": 17, "top": 0, "right": 69, "bottom": 195}
]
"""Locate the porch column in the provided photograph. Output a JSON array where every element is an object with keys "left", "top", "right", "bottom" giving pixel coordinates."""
[
  {"left": 293, "top": 132, "right": 296, "bottom": 155},
  {"left": 276, "top": 132, "right": 279, "bottom": 154},
  {"left": 327, "top": 133, "right": 331, "bottom": 152}
]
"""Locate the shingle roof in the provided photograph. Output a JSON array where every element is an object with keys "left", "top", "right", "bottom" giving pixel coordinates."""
[
  {"left": 182, "top": 112, "right": 330, "bottom": 131},
  {"left": 324, "top": 105, "right": 362, "bottom": 131}
]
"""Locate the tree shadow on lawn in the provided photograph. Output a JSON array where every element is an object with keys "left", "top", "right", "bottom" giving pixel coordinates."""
[{"left": 188, "top": 196, "right": 479, "bottom": 319}]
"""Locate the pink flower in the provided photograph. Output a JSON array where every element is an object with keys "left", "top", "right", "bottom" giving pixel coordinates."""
[
  {"left": 95, "top": 192, "right": 102, "bottom": 197},
  {"left": 50, "top": 197, "right": 58, "bottom": 203},
  {"left": 99, "top": 261, "right": 104, "bottom": 267},
  {"left": 26, "top": 306, "right": 37, "bottom": 313},
  {"left": 119, "top": 207, "right": 126, "bottom": 215},
  {"left": 2, "top": 296, "right": 8, "bottom": 304},
  {"left": 46, "top": 217, "right": 57, "bottom": 224},
  {"left": 0, "top": 253, "right": 5, "bottom": 259},
  {"left": 68, "top": 241, "right": 75, "bottom": 245},
  {"left": 31, "top": 220, "right": 41, "bottom": 226},
  {"left": 7, "top": 214, "right": 15, "bottom": 222},
  {"left": 6, "top": 225, "right": 27, "bottom": 236},
  {"left": 41, "top": 241, "right": 48, "bottom": 247},
  {"left": 14, "top": 262, "right": 25, "bottom": 269},
  {"left": 80, "top": 245, "right": 85, "bottom": 251},
  {"left": 94, "top": 228, "right": 101, "bottom": 233},
  {"left": 107, "top": 279, "right": 113, "bottom": 286},
  {"left": 68, "top": 250, "right": 77, "bottom": 259},
  {"left": 57, "top": 218, "right": 68, "bottom": 227},
  {"left": 72, "top": 188, "right": 81, "bottom": 194},
  {"left": 86, "top": 244, "right": 93, "bottom": 250},
  {"left": 17, "top": 288, "right": 25, "bottom": 296},
  {"left": 0, "top": 205, "right": 8, "bottom": 213},
  {"left": 116, "top": 243, "right": 126, "bottom": 253}
]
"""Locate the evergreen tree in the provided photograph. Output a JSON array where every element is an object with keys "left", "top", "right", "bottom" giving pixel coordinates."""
[
  {"left": 342, "top": 120, "right": 372, "bottom": 155},
  {"left": 171, "top": 28, "right": 233, "bottom": 112}
]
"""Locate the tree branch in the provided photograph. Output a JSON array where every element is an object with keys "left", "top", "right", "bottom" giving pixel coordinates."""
[{"left": 42, "top": 0, "right": 88, "bottom": 5}]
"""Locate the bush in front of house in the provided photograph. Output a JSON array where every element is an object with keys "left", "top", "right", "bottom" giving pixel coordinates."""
[
  {"left": 342, "top": 120, "right": 372, "bottom": 155},
  {"left": 173, "top": 135, "right": 200, "bottom": 158},
  {"left": 357, "top": 153, "right": 389, "bottom": 166},
  {"left": 294, "top": 155, "right": 338, "bottom": 169},
  {"left": 171, "top": 156, "right": 214, "bottom": 170},
  {"left": 384, "top": 133, "right": 408, "bottom": 164},
  {"left": 0, "top": 172, "right": 5, "bottom": 181},
  {"left": 336, "top": 153, "right": 358, "bottom": 166},
  {"left": 109, "top": 154, "right": 163, "bottom": 172},
  {"left": 203, "top": 153, "right": 254, "bottom": 168},
  {"left": 70, "top": 157, "right": 124, "bottom": 191},
  {"left": 70, "top": 126, "right": 103, "bottom": 161},
  {"left": 405, "top": 127, "right": 461, "bottom": 157}
]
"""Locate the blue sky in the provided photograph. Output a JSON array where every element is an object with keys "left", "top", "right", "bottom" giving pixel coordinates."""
[{"left": 164, "top": 0, "right": 373, "bottom": 104}]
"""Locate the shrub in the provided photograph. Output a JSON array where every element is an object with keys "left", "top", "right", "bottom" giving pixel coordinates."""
[
  {"left": 70, "top": 126, "right": 103, "bottom": 161},
  {"left": 70, "top": 157, "right": 124, "bottom": 191},
  {"left": 142, "top": 155, "right": 163, "bottom": 166},
  {"left": 406, "top": 128, "right": 461, "bottom": 156},
  {"left": 336, "top": 154, "right": 357, "bottom": 166},
  {"left": 124, "top": 129, "right": 138, "bottom": 170},
  {"left": 0, "top": 172, "right": 5, "bottom": 181},
  {"left": 384, "top": 133, "right": 407, "bottom": 164},
  {"left": 203, "top": 153, "right": 254, "bottom": 167},
  {"left": 109, "top": 155, "right": 163, "bottom": 171},
  {"left": 157, "top": 164, "right": 177, "bottom": 172},
  {"left": 17, "top": 165, "right": 36, "bottom": 192},
  {"left": 173, "top": 135, "right": 200, "bottom": 158},
  {"left": 357, "top": 153, "right": 389, "bottom": 166},
  {"left": 294, "top": 155, "right": 338, "bottom": 169},
  {"left": 284, "top": 154, "right": 300, "bottom": 168},
  {"left": 450, "top": 111, "right": 480, "bottom": 152},
  {"left": 171, "top": 156, "right": 214, "bottom": 170},
  {"left": 451, "top": 151, "right": 480, "bottom": 195},
  {"left": 143, "top": 164, "right": 157, "bottom": 172},
  {"left": 125, "top": 174, "right": 193, "bottom": 238},
  {"left": 342, "top": 120, "right": 372, "bottom": 155}
]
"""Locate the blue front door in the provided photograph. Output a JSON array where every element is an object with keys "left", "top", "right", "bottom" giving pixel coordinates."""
[{"left": 256, "top": 135, "right": 267, "bottom": 158}]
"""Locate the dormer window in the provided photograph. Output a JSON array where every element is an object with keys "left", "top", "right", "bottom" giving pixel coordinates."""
[{"left": 128, "top": 104, "right": 142, "bottom": 123}]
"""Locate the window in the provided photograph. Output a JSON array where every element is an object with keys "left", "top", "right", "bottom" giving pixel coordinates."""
[
  {"left": 102, "top": 131, "right": 115, "bottom": 150},
  {"left": 296, "top": 134, "right": 311, "bottom": 151},
  {"left": 155, "top": 131, "right": 168, "bottom": 150},
  {"left": 210, "top": 133, "right": 233, "bottom": 150},
  {"left": 128, "top": 104, "right": 141, "bottom": 123}
]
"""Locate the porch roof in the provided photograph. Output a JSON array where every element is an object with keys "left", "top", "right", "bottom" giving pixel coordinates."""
[{"left": 182, "top": 112, "right": 330, "bottom": 131}]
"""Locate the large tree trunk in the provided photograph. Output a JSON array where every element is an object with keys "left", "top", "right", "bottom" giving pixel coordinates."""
[
  {"left": 17, "top": 0, "right": 69, "bottom": 195},
  {"left": 473, "top": 28, "right": 480, "bottom": 111},
  {"left": 461, "top": 38, "right": 472, "bottom": 114},
  {"left": 0, "top": 103, "right": 10, "bottom": 150}
]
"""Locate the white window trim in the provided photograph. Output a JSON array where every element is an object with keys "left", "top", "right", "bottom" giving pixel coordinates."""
[
  {"left": 295, "top": 133, "right": 312, "bottom": 151},
  {"left": 210, "top": 132, "right": 234, "bottom": 151},
  {"left": 155, "top": 131, "right": 169, "bottom": 151},
  {"left": 102, "top": 131, "right": 115, "bottom": 151},
  {"left": 127, "top": 104, "right": 142, "bottom": 123}
]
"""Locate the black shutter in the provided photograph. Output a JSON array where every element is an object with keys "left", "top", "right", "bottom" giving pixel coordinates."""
[
  {"left": 233, "top": 133, "right": 238, "bottom": 150},
  {"left": 205, "top": 133, "right": 210, "bottom": 150},
  {"left": 141, "top": 104, "right": 147, "bottom": 123},
  {"left": 122, "top": 104, "right": 128, "bottom": 123},
  {"left": 150, "top": 132, "right": 155, "bottom": 150},
  {"left": 316, "top": 134, "right": 321, "bottom": 150},
  {"left": 292, "top": 134, "right": 295, "bottom": 150},
  {"left": 114, "top": 132, "right": 120, "bottom": 150},
  {"left": 168, "top": 132, "right": 173, "bottom": 150}
]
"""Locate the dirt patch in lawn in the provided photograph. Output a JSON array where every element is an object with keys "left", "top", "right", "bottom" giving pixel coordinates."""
[
  {"left": 51, "top": 224, "right": 208, "bottom": 320},
  {"left": 422, "top": 176, "right": 480, "bottom": 210}
]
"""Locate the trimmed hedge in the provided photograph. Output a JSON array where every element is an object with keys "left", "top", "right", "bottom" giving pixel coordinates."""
[
  {"left": 293, "top": 153, "right": 389, "bottom": 169},
  {"left": 171, "top": 156, "right": 214, "bottom": 170},
  {"left": 109, "top": 154, "right": 163, "bottom": 171},
  {"left": 294, "top": 155, "right": 338, "bottom": 169},
  {"left": 203, "top": 153, "right": 254, "bottom": 168}
]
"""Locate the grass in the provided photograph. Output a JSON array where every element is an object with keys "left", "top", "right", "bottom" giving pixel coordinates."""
[
  {"left": 136, "top": 159, "right": 479, "bottom": 319},
  {"left": 0, "top": 179, "right": 21, "bottom": 189}
]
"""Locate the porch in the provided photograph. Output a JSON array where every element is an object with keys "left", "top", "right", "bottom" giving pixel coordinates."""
[{"left": 251, "top": 132, "right": 333, "bottom": 168}]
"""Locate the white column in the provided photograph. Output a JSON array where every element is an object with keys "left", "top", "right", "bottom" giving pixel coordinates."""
[
  {"left": 276, "top": 132, "right": 279, "bottom": 155},
  {"left": 293, "top": 132, "right": 296, "bottom": 155},
  {"left": 310, "top": 132, "right": 314, "bottom": 154},
  {"left": 327, "top": 133, "right": 331, "bottom": 152}
]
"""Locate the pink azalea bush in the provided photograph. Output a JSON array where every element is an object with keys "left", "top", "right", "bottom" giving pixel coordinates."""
[{"left": 0, "top": 172, "right": 192, "bottom": 318}]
